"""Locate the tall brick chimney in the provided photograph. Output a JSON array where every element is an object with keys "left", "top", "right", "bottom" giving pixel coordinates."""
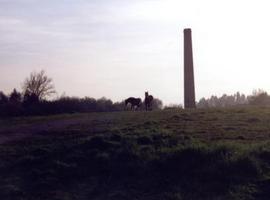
[{"left": 184, "top": 28, "right": 196, "bottom": 108}]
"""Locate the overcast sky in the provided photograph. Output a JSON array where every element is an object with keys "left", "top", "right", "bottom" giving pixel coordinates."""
[{"left": 1, "top": 0, "right": 270, "bottom": 105}]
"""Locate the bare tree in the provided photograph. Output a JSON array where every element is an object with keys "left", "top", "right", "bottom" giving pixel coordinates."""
[{"left": 22, "top": 70, "right": 56, "bottom": 100}]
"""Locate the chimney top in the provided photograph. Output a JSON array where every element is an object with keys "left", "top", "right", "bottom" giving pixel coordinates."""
[{"left": 184, "top": 28, "right": 192, "bottom": 33}]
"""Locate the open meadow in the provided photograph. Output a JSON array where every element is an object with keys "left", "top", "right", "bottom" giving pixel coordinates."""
[{"left": 1, "top": 107, "right": 270, "bottom": 199}]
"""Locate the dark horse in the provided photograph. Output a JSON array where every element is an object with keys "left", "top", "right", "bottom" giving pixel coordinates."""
[
  {"left": 125, "top": 97, "right": 142, "bottom": 110},
  {"left": 144, "top": 92, "right": 153, "bottom": 111}
]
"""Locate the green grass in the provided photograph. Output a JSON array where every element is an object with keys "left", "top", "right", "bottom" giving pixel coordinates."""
[{"left": 1, "top": 107, "right": 270, "bottom": 199}]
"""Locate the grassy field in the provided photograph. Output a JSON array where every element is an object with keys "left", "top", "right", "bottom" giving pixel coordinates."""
[{"left": 1, "top": 107, "right": 270, "bottom": 199}]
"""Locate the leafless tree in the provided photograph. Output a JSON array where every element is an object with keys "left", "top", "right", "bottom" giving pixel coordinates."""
[{"left": 22, "top": 70, "right": 56, "bottom": 100}]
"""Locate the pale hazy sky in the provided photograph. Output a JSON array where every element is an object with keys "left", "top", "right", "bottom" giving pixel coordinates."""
[{"left": 1, "top": 0, "right": 270, "bottom": 105}]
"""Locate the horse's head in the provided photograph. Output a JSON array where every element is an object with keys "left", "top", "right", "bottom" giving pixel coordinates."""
[{"left": 145, "top": 91, "right": 149, "bottom": 97}]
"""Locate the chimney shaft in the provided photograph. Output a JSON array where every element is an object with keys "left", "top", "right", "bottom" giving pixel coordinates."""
[{"left": 184, "top": 28, "right": 196, "bottom": 108}]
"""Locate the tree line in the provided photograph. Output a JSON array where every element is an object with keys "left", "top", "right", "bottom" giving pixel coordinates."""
[
  {"left": 1, "top": 70, "right": 270, "bottom": 117},
  {"left": 0, "top": 70, "right": 163, "bottom": 117},
  {"left": 197, "top": 89, "right": 270, "bottom": 108}
]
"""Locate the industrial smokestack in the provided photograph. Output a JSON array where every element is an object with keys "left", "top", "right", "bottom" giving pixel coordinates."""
[{"left": 184, "top": 28, "right": 196, "bottom": 108}]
